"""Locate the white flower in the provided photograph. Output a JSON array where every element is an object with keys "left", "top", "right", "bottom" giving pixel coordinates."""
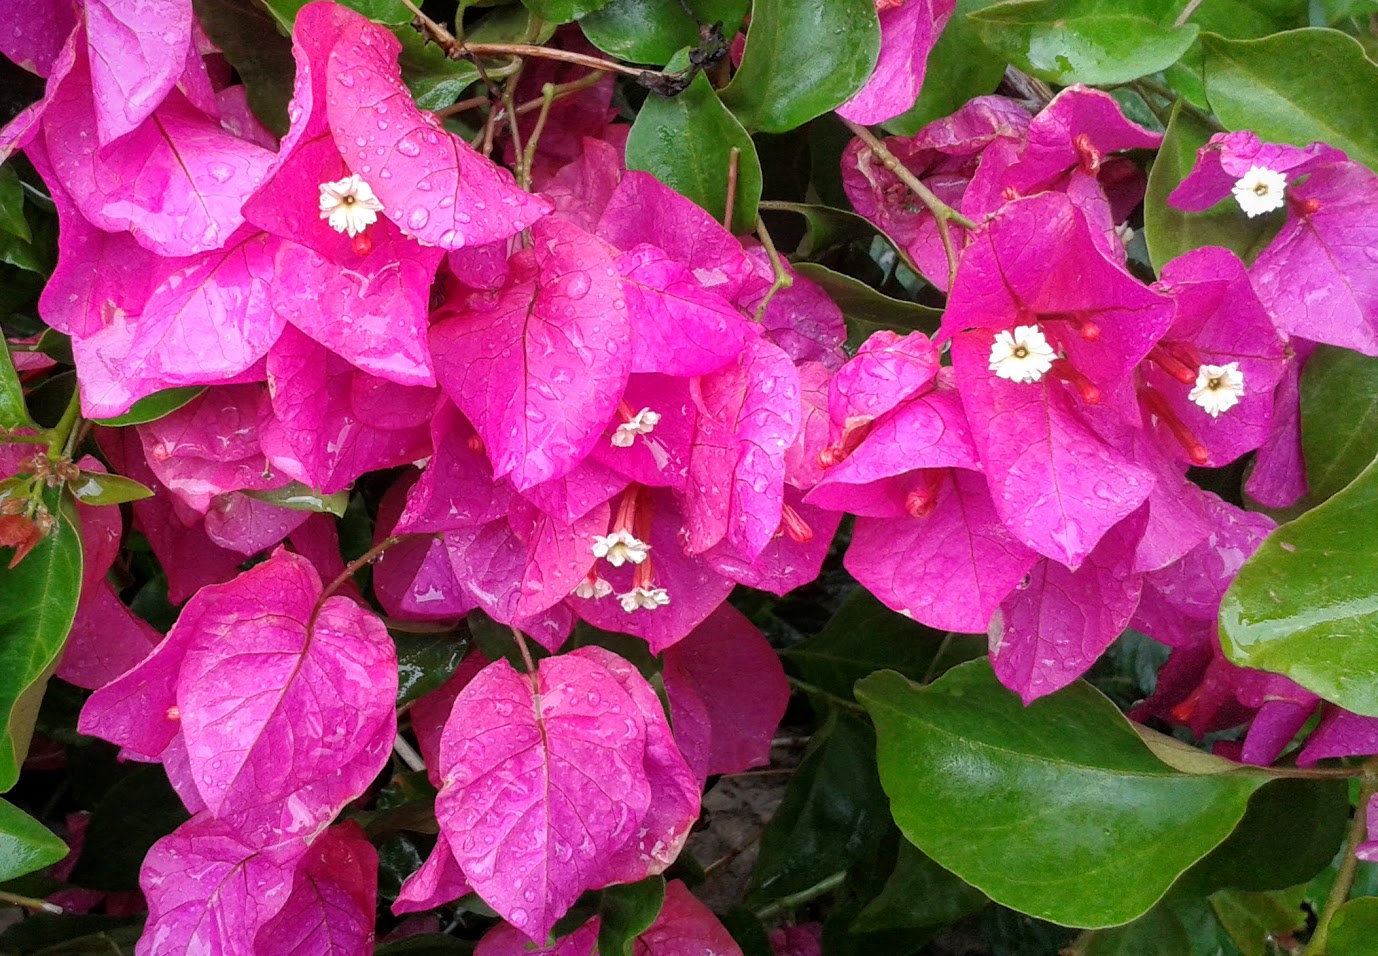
[
  {"left": 611, "top": 408, "right": 661, "bottom": 448},
  {"left": 1189, "top": 362, "right": 1246, "bottom": 417},
  {"left": 988, "top": 325, "right": 1057, "bottom": 384},
  {"left": 1231, "top": 166, "right": 1287, "bottom": 218},
  {"left": 573, "top": 576, "right": 613, "bottom": 600},
  {"left": 319, "top": 174, "right": 384, "bottom": 237},
  {"left": 591, "top": 529, "right": 650, "bottom": 567},
  {"left": 618, "top": 586, "right": 670, "bottom": 612}
]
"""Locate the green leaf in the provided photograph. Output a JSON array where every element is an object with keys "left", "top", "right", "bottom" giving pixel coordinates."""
[
  {"left": 69, "top": 472, "right": 154, "bottom": 506},
  {"left": 261, "top": 0, "right": 414, "bottom": 28},
  {"left": 780, "top": 587, "right": 983, "bottom": 701},
  {"left": 580, "top": 0, "right": 749, "bottom": 65},
  {"left": 851, "top": 838, "right": 986, "bottom": 933},
  {"left": 1220, "top": 456, "right": 1378, "bottom": 717},
  {"left": 968, "top": 0, "right": 1199, "bottom": 87},
  {"left": 0, "top": 799, "right": 66, "bottom": 881},
  {"left": 1142, "top": 102, "right": 1278, "bottom": 273},
  {"left": 759, "top": 201, "right": 896, "bottom": 260},
  {"left": 720, "top": 0, "right": 880, "bottom": 133},
  {"left": 192, "top": 0, "right": 295, "bottom": 135},
  {"left": 393, "top": 631, "right": 469, "bottom": 707},
  {"left": 1210, "top": 888, "right": 1308, "bottom": 956},
  {"left": 1160, "top": 1, "right": 1303, "bottom": 109},
  {"left": 0, "top": 342, "right": 35, "bottom": 432},
  {"left": 745, "top": 711, "right": 890, "bottom": 907},
  {"left": 1300, "top": 346, "right": 1378, "bottom": 504},
  {"left": 521, "top": 0, "right": 613, "bottom": 24},
  {"left": 241, "top": 482, "right": 349, "bottom": 516},
  {"left": 1329, "top": 896, "right": 1378, "bottom": 956},
  {"left": 0, "top": 231, "right": 45, "bottom": 273},
  {"left": 626, "top": 69, "right": 762, "bottom": 234},
  {"left": 1201, "top": 29, "right": 1378, "bottom": 174},
  {"left": 394, "top": 27, "right": 481, "bottom": 112},
  {"left": 92, "top": 386, "right": 205, "bottom": 426},
  {"left": 1174, "top": 778, "right": 1351, "bottom": 896},
  {"left": 598, "top": 876, "right": 665, "bottom": 956},
  {"left": 1084, "top": 903, "right": 1191, "bottom": 956},
  {"left": 856, "top": 662, "right": 1268, "bottom": 928},
  {"left": 0, "top": 490, "right": 82, "bottom": 791},
  {"left": 883, "top": 0, "right": 1008, "bottom": 136},
  {"left": 0, "top": 165, "right": 30, "bottom": 243},
  {"left": 794, "top": 263, "right": 942, "bottom": 349},
  {"left": 68, "top": 766, "right": 189, "bottom": 892}
]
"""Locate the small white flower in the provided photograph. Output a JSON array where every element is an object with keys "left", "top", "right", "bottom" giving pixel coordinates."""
[
  {"left": 1189, "top": 362, "right": 1246, "bottom": 417},
  {"left": 573, "top": 576, "right": 613, "bottom": 600},
  {"left": 1232, "top": 166, "right": 1287, "bottom": 218},
  {"left": 989, "top": 325, "right": 1057, "bottom": 384},
  {"left": 611, "top": 408, "right": 661, "bottom": 448},
  {"left": 618, "top": 586, "right": 670, "bottom": 613},
  {"left": 319, "top": 174, "right": 384, "bottom": 237},
  {"left": 591, "top": 529, "right": 650, "bottom": 567}
]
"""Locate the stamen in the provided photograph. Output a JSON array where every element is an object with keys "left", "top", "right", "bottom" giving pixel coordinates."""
[
  {"left": 904, "top": 471, "right": 945, "bottom": 518},
  {"left": 1073, "top": 133, "right": 1101, "bottom": 174},
  {"left": 819, "top": 418, "right": 874, "bottom": 468},
  {"left": 1049, "top": 359, "right": 1101, "bottom": 405},
  {"left": 1141, "top": 387, "right": 1209, "bottom": 465},
  {"left": 777, "top": 504, "right": 813, "bottom": 543},
  {"left": 1146, "top": 346, "right": 1198, "bottom": 385}
]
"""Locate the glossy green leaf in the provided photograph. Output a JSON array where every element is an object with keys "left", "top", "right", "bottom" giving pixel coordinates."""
[
  {"left": 394, "top": 26, "right": 481, "bottom": 112},
  {"left": 69, "top": 472, "right": 154, "bottom": 506},
  {"left": 1329, "top": 896, "right": 1378, "bottom": 956},
  {"left": 851, "top": 838, "right": 987, "bottom": 933},
  {"left": 720, "top": 0, "right": 880, "bottom": 133},
  {"left": 521, "top": 0, "right": 612, "bottom": 24},
  {"left": 580, "top": 0, "right": 749, "bottom": 65},
  {"left": 192, "top": 0, "right": 295, "bottom": 134},
  {"left": 1210, "top": 888, "right": 1307, "bottom": 956},
  {"left": 968, "top": 0, "right": 1199, "bottom": 87},
  {"left": 1161, "top": 1, "right": 1303, "bottom": 109},
  {"left": 0, "top": 798, "right": 66, "bottom": 881},
  {"left": 884, "top": 0, "right": 1008, "bottom": 136},
  {"left": 393, "top": 631, "right": 469, "bottom": 707},
  {"left": 68, "top": 766, "right": 189, "bottom": 892},
  {"left": 1201, "top": 29, "right": 1378, "bottom": 174},
  {"left": 598, "top": 875, "right": 665, "bottom": 956},
  {"left": 746, "top": 711, "right": 890, "bottom": 907},
  {"left": 0, "top": 343, "right": 35, "bottom": 432},
  {"left": 1174, "top": 778, "right": 1351, "bottom": 896},
  {"left": 626, "top": 69, "right": 762, "bottom": 234},
  {"left": 92, "top": 386, "right": 205, "bottom": 427},
  {"left": 0, "top": 231, "right": 44, "bottom": 273},
  {"left": 0, "top": 491, "right": 82, "bottom": 791},
  {"left": 1084, "top": 904, "right": 1190, "bottom": 956},
  {"left": 1221, "top": 456, "right": 1378, "bottom": 717},
  {"left": 856, "top": 662, "right": 1267, "bottom": 928},
  {"left": 1143, "top": 102, "right": 1278, "bottom": 273},
  {"left": 781, "top": 587, "right": 982, "bottom": 701},
  {"left": 794, "top": 263, "right": 942, "bottom": 349},
  {"left": 1300, "top": 346, "right": 1378, "bottom": 503},
  {"left": 0, "top": 165, "right": 30, "bottom": 242},
  {"left": 242, "top": 482, "right": 349, "bottom": 516}
]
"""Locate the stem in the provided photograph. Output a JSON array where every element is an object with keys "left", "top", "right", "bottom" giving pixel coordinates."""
[
  {"left": 514, "top": 72, "right": 603, "bottom": 116},
  {"left": 1128, "top": 82, "right": 1174, "bottom": 129},
  {"left": 1173, "top": 0, "right": 1205, "bottom": 28},
  {"left": 0, "top": 434, "right": 47, "bottom": 445},
  {"left": 752, "top": 216, "right": 793, "bottom": 322},
  {"left": 47, "top": 386, "right": 82, "bottom": 461},
  {"left": 0, "top": 889, "right": 62, "bottom": 914},
  {"left": 754, "top": 871, "right": 847, "bottom": 920},
  {"left": 393, "top": 735, "right": 426, "bottom": 773},
  {"left": 787, "top": 677, "right": 865, "bottom": 715},
  {"left": 510, "top": 625, "right": 537, "bottom": 675},
  {"left": 920, "top": 632, "right": 956, "bottom": 685},
  {"left": 502, "top": 67, "right": 527, "bottom": 188},
  {"left": 1305, "top": 769, "right": 1378, "bottom": 955},
  {"left": 723, "top": 147, "right": 741, "bottom": 231},
  {"left": 703, "top": 823, "right": 767, "bottom": 877},
  {"left": 435, "top": 92, "right": 490, "bottom": 118},
  {"left": 306, "top": 535, "right": 405, "bottom": 636},
  {"left": 1134, "top": 77, "right": 1225, "bottom": 132},
  {"left": 520, "top": 82, "right": 559, "bottom": 190}
]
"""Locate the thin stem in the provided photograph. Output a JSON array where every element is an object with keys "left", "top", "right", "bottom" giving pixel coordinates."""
[
  {"left": 1173, "top": 0, "right": 1205, "bottom": 28},
  {"left": 1128, "top": 81, "right": 1173, "bottom": 129},
  {"left": 1305, "top": 769, "right": 1378, "bottom": 955},
  {"left": 787, "top": 676, "right": 865, "bottom": 715},
  {"left": 703, "top": 823, "right": 767, "bottom": 877},
  {"left": 435, "top": 92, "right": 490, "bottom": 118},
  {"left": 920, "top": 632, "right": 956, "bottom": 685},
  {"left": 754, "top": 870, "right": 846, "bottom": 920},
  {"left": 753, "top": 216, "right": 793, "bottom": 322},
  {"left": 306, "top": 535, "right": 405, "bottom": 635},
  {"left": 510, "top": 625, "right": 537, "bottom": 675},
  {"left": 0, "top": 889, "right": 62, "bottom": 914},
  {"left": 723, "top": 147, "right": 741, "bottom": 231},
  {"left": 0, "top": 433, "right": 47, "bottom": 445},
  {"left": 521, "top": 82, "right": 559, "bottom": 190},
  {"left": 393, "top": 735, "right": 426, "bottom": 773},
  {"left": 514, "top": 72, "right": 603, "bottom": 117},
  {"left": 502, "top": 66, "right": 527, "bottom": 188},
  {"left": 47, "top": 387, "right": 82, "bottom": 460},
  {"left": 1134, "top": 77, "right": 1225, "bottom": 132}
]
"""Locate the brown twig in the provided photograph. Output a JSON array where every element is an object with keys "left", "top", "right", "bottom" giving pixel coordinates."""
[
  {"left": 753, "top": 216, "right": 793, "bottom": 321},
  {"left": 307, "top": 535, "right": 405, "bottom": 636},
  {"left": 723, "top": 147, "right": 741, "bottom": 231},
  {"left": 510, "top": 625, "right": 538, "bottom": 675}
]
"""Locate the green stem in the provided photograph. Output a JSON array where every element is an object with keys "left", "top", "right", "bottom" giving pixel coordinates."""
[
  {"left": 520, "top": 82, "right": 559, "bottom": 191},
  {"left": 0, "top": 889, "right": 62, "bottom": 914},
  {"left": 754, "top": 870, "right": 846, "bottom": 920},
  {"left": 753, "top": 216, "right": 793, "bottom": 321},
  {"left": 1134, "top": 77, "right": 1225, "bottom": 132},
  {"left": 787, "top": 676, "right": 865, "bottom": 715},
  {"left": 46, "top": 386, "right": 82, "bottom": 460},
  {"left": 306, "top": 534, "right": 405, "bottom": 636},
  {"left": 1305, "top": 768, "right": 1378, "bottom": 955}
]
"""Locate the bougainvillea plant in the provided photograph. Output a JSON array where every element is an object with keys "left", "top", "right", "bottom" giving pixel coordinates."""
[{"left": 2, "top": 0, "right": 1378, "bottom": 953}]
